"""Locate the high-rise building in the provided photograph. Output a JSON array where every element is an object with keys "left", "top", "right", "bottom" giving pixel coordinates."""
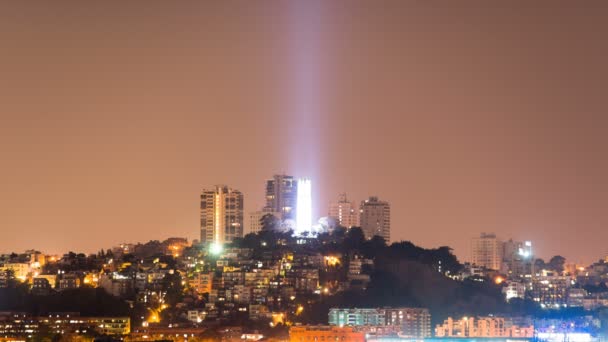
[
  {"left": 471, "top": 233, "right": 503, "bottom": 271},
  {"left": 502, "top": 239, "right": 533, "bottom": 277},
  {"left": 359, "top": 196, "right": 390, "bottom": 242},
  {"left": 296, "top": 178, "right": 312, "bottom": 235},
  {"left": 328, "top": 193, "right": 360, "bottom": 228},
  {"left": 200, "top": 185, "right": 244, "bottom": 244},
  {"left": 248, "top": 210, "right": 280, "bottom": 235},
  {"left": 264, "top": 174, "right": 297, "bottom": 220}
]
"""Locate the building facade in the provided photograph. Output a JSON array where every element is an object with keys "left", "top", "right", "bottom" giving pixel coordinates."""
[
  {"left": 385, "top": 308, "right": 431, "bottom": 338},
  {"left": 290, "top": 326, "right": 365, "bottom": 342},
  {"left": 264, "top": 174, "right": 297, "bottom": 220},
  {"left": 471, "top": 233, "right": 504, "bottom": 271},
  {"left": 530, "top": 271, "right": 570, "bottom": 308},
  {"left": 328, "top": 307, "right": 431, "bottom": 338},
  {"left": 328, "top": 193, "right": 360, "bottom": 228},
  {"left": 329, "top": 308, "right": 385, "bottom": 326},
  {"left": 502, "top": 239, "right": 534, "bottom": 278},
  {"left": 435, "top": 316, "right": 534, "bottom": 338},
  {"left": 248, "top": 210, "right": 280, "bottom": 235},
  {"left": 359, "top": 197, "right": 390, "bottom": 242},
  {"left": 200, "top": 185, "right": 244, "bottom": 244}
]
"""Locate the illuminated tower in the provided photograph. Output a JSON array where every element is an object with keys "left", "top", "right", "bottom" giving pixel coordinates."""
[
  {"left": 295, "top": 178, "right": 312, "bottom": 235},
  {"left": 359, "top": 196, "right": 390, "bottom": 242},
  {"left": 328, "top": 193, "right": 360, "bottom": 228},
  {"left": 200, "top": 185, "right": 244, "bottom": 244},
  {"left": 264, "top": 174, "right": 297, "bottom": 220}
]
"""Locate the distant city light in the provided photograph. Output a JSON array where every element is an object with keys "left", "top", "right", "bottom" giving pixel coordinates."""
[
  {"left": 295, "top": 178, "right": 312, "bottom": 236},
  {"left": 536, "top": 333, "right": 591, "bottom": 342}
]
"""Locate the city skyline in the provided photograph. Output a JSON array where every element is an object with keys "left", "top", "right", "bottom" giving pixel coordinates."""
[{"left": 1, "top": 2, "right": 608, "bottom": 264}]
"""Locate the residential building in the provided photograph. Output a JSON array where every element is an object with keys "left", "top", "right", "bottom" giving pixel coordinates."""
[
  {"left": 264, "top": 174, "right": 297, "bottom": 220},
  {"left": 385, "top": 308, "right": 431, "bottom": 338},
  {"left": 0, "top": 315, "right": 130, "bottom": 337},
  {"left": 328, "top": 307, "right": 431, "bottom": 338},
  {"left": 530, "top": 271, "right": 571, "bottom": 308},
  {"left": 248, "top": 210, "right": 280, "bottom": 234},
  {"left": 1, "top": 263, "right": 30, "bottom": 281},
  {"left": 329, "top": 308, "right": 385, "bottom": 326},
  {"left": 58, "top": 273, "right": 81, "bottom": 291},
  {"left": 503, "top": 281, "right": 526, "bottom": 301},
  {"left": 190, "top": 272, "right": 213, "bottom": 294},
  {"left": 502, "top": 239, "right": 534, "bottom": 278},
  {"left": 32, "top": 278, "right": 53, "bottom": 295},
  {"left": 359, "top": 197, "right": 390, "bottom": 242},
  {"left": 435, "top": 316, "right": 534, "bottom": 338},
  {"left": 568, "top": 288, "right": 587, "bottom": 307},
  {"left": 471, "top": 233, "right": 504, "bottom": 271},
  {"left": 200, "top": 185, "right": 244, "bottom": 244},
  {"left": 290, "top": 326, "right": 365, "bottom": 342},
  {"left": 328, "top": 193, "right": 360, "bottom": 228}
]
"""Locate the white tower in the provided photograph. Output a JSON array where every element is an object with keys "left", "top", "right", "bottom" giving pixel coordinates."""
[{"left": 296, "top": 178, "right": 312, "bottom": 235}]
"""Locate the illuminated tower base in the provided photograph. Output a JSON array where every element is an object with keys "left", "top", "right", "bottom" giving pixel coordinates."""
[{"left": 295, "top": 178, "right": 312, "bottom": 236}]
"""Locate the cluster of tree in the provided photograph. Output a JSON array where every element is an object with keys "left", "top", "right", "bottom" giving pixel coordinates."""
[
  {"left": 298, "top": 255, "right": 517, "bottom": 326},
  {"left": 42, "top": 252, "right": 106, "bottom": 274},
  {"left": 232, "top": 224, "right": 462, "bottom": 275},
  {"left": 534, "top": 255, "right": 567, "bottom": 273}
]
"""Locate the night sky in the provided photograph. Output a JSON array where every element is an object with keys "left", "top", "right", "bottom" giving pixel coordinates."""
[{"left": 1, "top": 1, "right": 607, "bottom": 264}]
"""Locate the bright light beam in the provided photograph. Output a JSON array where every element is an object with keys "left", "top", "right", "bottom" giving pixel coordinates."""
[{"left": 296, "top": 178, "right": 312, "bottom": 235}]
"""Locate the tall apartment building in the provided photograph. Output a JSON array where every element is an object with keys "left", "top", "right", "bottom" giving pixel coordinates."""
[
  {"left": 328, "top": 193, "right": 360, "bottom": 228},
  {"left": 200, "top": 185, "right": 244, "bottom": 244},
  {"left": 359, "top": 197, "right": 390, "bottom": 242},
  {"left": 471, "top": 233, "right": 504, "bottom": 271},
  {"left": 264, "top": 174, "right": 297, "bottom": 220}
]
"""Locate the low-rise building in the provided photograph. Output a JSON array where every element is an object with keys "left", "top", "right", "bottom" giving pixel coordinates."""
[
  {"left": 328, "top": 307, "right": 431, "bottom": 338},
  {"left": 530, "top": 272, "right": 571, "bottom": 308},
  {"left": 329, "top": 308, "right": 385, "bottom": 327},
  {"left": 0, "top": 315, "right": 130, "bottom": 337},
  {"left": 503, "top": 281, "right": 526, "bottom": 301},
  {"left": 1, "top": 263, "right": 30, "bottom": 281},
  {"left": 58, "top": 273, "right": 81, "bottom": 291},
  {"left": 435, "top": 316, "right": 534, "bottom": 338},
  {"left": 290, "top": 326, "right": 365, "bottom": 342},
  {"left": 189, "top": 272, "right": 213, "bottom": 294}
]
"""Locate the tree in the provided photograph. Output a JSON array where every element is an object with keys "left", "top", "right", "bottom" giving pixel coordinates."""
[
  {"left": 361, "top": 235, "right": 387, "bottom": 259},
  {"left": 3, "top": 269, "right": 16, "bottom": 287},
  {"left": 162, "top": 272, "right": 184, "bottom": 307},
  {"left": 547, "top": 255, "right": 566, "bottom": 273},
  {"left": 534, "top": 258, "right": 546, "bottom": 270},
  {"left": 261, "top": 213, "right": 280, "bottom": 232},
  {"left": 343, "top": 227, "right": 365, "bottom": 253}
]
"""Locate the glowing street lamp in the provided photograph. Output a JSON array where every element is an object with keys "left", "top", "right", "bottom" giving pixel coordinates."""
[{"left": 210, "top": 242, "right": 223, "bottom": 255}]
